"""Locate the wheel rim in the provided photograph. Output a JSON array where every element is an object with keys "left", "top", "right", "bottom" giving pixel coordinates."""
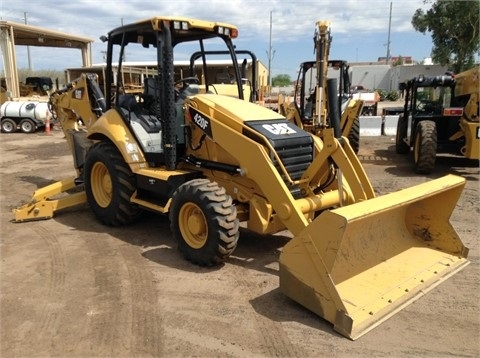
[
  {"left": 21, "top": 121, "right": 33, "bottom": 132},
  {"left": 90, "top": 162, "right": 112, "bottom": 208},
  {"left": 3, "top": 122, "right": 14, "bottom": 132},
  {"left": 179, "top": 202, "right": 207, "bottom": 249}
]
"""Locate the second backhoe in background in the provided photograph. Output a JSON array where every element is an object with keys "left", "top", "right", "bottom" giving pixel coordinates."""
[{"left": 279, "top": 22, "right": 363, "bottom": 153}]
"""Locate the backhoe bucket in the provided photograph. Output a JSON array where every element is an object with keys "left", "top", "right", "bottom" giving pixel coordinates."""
[{"left": 279, "top": 174, "right": 469, "bottom": 340}]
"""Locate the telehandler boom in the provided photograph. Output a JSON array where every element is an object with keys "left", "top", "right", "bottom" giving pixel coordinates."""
[{"left": 13, "top": 17, "right": 469, "bottom": 340}]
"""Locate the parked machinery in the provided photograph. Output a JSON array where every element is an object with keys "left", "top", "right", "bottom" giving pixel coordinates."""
[
  {"left": 396, "top": 66, "right": 479, "bottom": 173},
  {"left": 13, "top": 17, "right": 469, "bottom": 340},
  {"left": 279, "top": 22, "right": 363, "bottom": 153},
  {"left": 1, "top": 100, "right": 51, "bottom": 133}
]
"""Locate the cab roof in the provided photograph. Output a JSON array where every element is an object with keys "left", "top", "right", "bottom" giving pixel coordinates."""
[{"left": 106, "top": 16, "right": 238, "bottom": 46}]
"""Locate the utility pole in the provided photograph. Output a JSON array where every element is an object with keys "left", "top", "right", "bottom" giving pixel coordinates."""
[
  {"left": 267, "top": 10, "right": 275, "bottom": 92},
  {"left": 386, "top": 2, "right": 392, "bottom": 91},
  {"left": 386, "top": 2, "right": 392, "bottom": 65},
  {"left": 24, "top": 12, "right": 32, "bottom": 71}
]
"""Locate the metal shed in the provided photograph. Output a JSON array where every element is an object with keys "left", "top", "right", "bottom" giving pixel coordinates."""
[{"left": 0, "top": 20, "right": 93, "bottom": 98}]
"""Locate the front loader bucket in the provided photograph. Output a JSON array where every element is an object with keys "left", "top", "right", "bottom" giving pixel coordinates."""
[{"left": 279, "top": 174, "right": 469, "bottom": 340}]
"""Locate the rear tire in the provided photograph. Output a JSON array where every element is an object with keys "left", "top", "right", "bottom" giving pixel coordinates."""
[
  {"left": 170, "top": 178, "right": 239, "bottom": 266},
  {"left": 347, "top": 116, "right": 360, "bottom": 154},
  {"left": 1, "top": 118, "right": 17, "bottom": 133},
  {"left": 84, "top": 141, "right": 142, "bottom": 226},
  {"left": 395, "top": 114, "right": 409, "bottom": 154},
  {"left": 19, "top": 118, "right": 36, "bottom": 133},
  {"left": 413, "top": 120, "right": 437, "bottom": 174}
]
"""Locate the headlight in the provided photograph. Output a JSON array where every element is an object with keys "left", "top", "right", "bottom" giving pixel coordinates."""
[{"left": 173, "top": 21, "right": 189, "bottom": 30}]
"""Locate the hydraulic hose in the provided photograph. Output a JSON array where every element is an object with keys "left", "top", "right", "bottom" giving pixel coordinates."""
[{"left": 327, "top": 78, "right": 342, "bottom": 139}]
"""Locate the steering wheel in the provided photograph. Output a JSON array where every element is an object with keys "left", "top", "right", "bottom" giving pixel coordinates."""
[
  {"left": 175, "top": 77, "right": 199, "bottom": 90},
  {"left": 174, "top": 77, "right": 200, "bottom": 101},
  {"left": 416, "top": 101, "right": 426, "bottom": 111}
]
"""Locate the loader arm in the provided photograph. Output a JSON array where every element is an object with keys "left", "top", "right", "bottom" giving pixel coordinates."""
[
  {"left": 185, "top": 93, "right": 468, "bottom": 340},
  {"left": 188, "top": 95, "right": 374, "bottom": 235}
]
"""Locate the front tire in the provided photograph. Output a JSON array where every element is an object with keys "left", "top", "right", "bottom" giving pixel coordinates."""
[
  {"left": 84, "top": 141, "right": 142, "bottom": 226},
  {"left": 395, "top": 114, "right": 409, "bottom": 154},
  {"left": 170, "top": 179, "right": 239, "bottom": 266},
  {"left": 413, "top": 120, "right": 437, "bottom": 174},
  {"left": 347, "top": 116, "right": 360, "bottom": 154}
]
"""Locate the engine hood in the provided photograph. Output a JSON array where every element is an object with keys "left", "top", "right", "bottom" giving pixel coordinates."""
[{"left": 188, "top": 93, "right": 285, "bottom": 125}]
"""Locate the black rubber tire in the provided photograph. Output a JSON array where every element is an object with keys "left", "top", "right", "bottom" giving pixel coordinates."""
[
  {"left": 84, "top": 141, "right": 142, "bottom": 226},
  {"left": 347, "top": 116, "right": 360, "bottom": 154},
  {"left": 395, "top": 114, "right": 410, "bottom": 154},
  {"left": 1, "top": 118, "right": 17, "bottom": 133},
  {"left": 19, "top": 119, "right": 36, "bottom": 133},
  {"left": 413, "top": 120, "right": 437, "bottom": 174},
  {"left": 170, "top": 178, "right": 239, "bottom": 266}
]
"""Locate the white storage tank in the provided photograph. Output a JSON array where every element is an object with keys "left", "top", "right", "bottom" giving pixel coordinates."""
[
  {"left": 1, "top": 101, "right": 50, "bottom": 121},
  {"left": 0, "top": 101, "right": 52, "bottom": 133}
]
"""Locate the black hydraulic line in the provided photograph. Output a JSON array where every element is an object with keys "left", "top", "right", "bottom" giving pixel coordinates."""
[
  {"left": 327, "top": 78, "right": 342, "bottom": 140},
  {"left": 182, "top": 155, "right": 242, "bottom": 175}
]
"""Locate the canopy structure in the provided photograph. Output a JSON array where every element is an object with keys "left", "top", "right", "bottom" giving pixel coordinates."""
[{"left": 0, "top": 20, "right": 93, "bottom": 98}]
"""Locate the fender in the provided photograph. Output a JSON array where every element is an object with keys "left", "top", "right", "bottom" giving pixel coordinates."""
[{"left": 87, "top": 108, "right": 148, "bottom": 166}]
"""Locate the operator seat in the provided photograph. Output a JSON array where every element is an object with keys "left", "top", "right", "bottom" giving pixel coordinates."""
[
  {"left": 142, "top": 77, "right": 161, "bottom": 116},
  {"left": 118, "top": 94, "right": 161, "bottom": 134}
]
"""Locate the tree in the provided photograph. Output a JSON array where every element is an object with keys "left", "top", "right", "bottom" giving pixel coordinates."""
[
  {"left": 411, "top": 0, "right": 479, "bottom": 73},
  {"left": 392, "top": 55, "right": 404, "bottom": 66},
  {"left": 272, "top": 74, "right": 291, "bottom": 86}
]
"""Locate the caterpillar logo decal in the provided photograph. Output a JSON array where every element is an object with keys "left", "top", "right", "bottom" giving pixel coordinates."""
[
  {"left": 72, "top": 88, "right": 84, "bottom": 100},
  {"left": 189, "top": 107, "right": 212, "bottom": 137},
  {"left": 262, "top": 122, "right": 297, "bottom": 135}
]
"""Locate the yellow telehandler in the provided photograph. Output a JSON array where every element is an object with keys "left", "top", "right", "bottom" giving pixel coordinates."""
[
  {"left": 13, "top": 17, "right": 469, "bottom": 340},
  {"left": 395, "top": 65, "right": 479, "bottom": 173}
]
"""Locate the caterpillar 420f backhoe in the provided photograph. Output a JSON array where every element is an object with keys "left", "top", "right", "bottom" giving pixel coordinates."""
[{"left": 13, "top": 17, "right": 469, "bottom": 340}]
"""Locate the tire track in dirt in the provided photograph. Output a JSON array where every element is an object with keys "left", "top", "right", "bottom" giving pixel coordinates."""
[
  {"left": 29, "top": 223, "right": 66, "bottom": 343},
  {"left": 148, "top": 268, "right": 260, "bottom": 357},
  {"left": 84, "top": 236, "right": 130, "bottom": 356},
  {"left": 119, "top": 245, "right": 165, "bottom": 356},
  {"left": 228, "top": 263, "right": 307, "bottom": 358},
  {"left": 83, "top": 237, "right": 165, "bottom": 356}
]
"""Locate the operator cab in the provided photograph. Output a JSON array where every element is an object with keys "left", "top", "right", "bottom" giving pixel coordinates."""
[{"left": 100, "top": 17, "right": 242, "bottom": 168}]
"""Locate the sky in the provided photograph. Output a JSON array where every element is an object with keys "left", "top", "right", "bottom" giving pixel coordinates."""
[{"left": 1, "top": 0, "right": 437, "bottom": 80}]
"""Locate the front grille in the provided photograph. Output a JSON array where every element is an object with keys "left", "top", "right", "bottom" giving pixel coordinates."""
[{"left": 245, "top": 119, "right": 314, "bottom": 198}]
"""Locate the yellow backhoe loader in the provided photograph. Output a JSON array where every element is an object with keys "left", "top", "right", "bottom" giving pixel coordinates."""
[
  {"left": 279, "top": 21, "right": 363, "bottom": 153},
  {"left": 13, "top": 17, "right": 469, "bottom": 340}
]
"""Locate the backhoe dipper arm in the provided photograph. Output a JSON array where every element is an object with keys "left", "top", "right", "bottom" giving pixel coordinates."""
[
  {"left": 49, "top": 73, "right": 106, "bottom": 173},
  {"left": 313, "top": 20, "right": 331, "bottom": 127}
]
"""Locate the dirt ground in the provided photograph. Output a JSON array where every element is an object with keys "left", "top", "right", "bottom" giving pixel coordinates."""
[{"left": 1, "top": 128, "right": 479, "bottom": 358}]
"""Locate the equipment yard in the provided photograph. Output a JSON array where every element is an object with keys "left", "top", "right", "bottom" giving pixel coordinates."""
[{"left": 1, "top": 129, "right": 478, "bottom": 357}]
